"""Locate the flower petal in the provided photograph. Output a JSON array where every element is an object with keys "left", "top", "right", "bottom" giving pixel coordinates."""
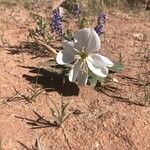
[
  {"left": 69, "top": 60, "right": 82, "bottom": 82},
  {"left": 87, "top": 59, "right": 108, "bottom": 77},
  {"left": 74, "top": 28, "right": 90, "bottom": 51},
  {"left": 77, "top": 70, "right": 88, "bottom": 85},
  {"left": 74, "top": 28, "right": 100, "bottom": 53},
  {"left": 86, "top": 29, "right": 101, "bottom": 53},
  {"left": 63, "top": 40, "right": 75, "bottom": 52},
  {"left": 56, "top": 50, "right": 75, "bottom": 65},
  {"left": 87, "top": 54, "right": 114, "bottom": 68}
]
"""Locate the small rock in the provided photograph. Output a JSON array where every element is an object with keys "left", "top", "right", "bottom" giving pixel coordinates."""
[{"left": 133, "top": 33, "right": 144, "bottom": 41}]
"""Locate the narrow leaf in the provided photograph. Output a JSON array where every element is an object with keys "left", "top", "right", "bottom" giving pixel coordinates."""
[
  {"left": 109, "top": 62, "right": 124, "bottom": 73},
  {"left": 88, "top": 77, "right": 98, "bottom": 87}
]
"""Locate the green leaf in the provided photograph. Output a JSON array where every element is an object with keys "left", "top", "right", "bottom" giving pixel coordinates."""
[
  {"left": 88, "top": 77, "right": 98, "bottom": 87},
  {"left": 63, "top": 29, "right": 74, "bottom": 41},
  {"left": 88, "top": 72, "right": 105, "bottom": 87},
  {"left": 79, "top": 16, "right": 89, "bottom": 29},
  {"left": 97, "top": 77, "right": 106, "bottom": 82},
  {"left": 109, "top": 62, "right": 124, "bottom": 73}
]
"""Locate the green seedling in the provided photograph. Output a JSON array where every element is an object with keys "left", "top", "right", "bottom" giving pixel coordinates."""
[
  {"left": 25, "top": 86, "right": 45, "bottom": 102},
  {"left": 29, "top": 14, "right": 54, "bottom": 44},
  {"left": 47, "top": 95, "right": 71, "bottom": 127},
  {"left": 79, "top": 16, "right": 89, "bottom": 29}
]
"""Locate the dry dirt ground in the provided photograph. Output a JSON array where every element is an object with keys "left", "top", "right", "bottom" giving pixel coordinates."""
[{"left": 0, "top": 2, "right": 150, "bottom": 150}]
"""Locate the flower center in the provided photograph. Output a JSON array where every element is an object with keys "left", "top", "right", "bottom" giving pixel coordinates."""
[{"left": 79, "top": 51, "right": 88, "bottom": 60}]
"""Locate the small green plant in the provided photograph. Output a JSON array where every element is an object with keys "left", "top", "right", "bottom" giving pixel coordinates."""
[
  {"left": 47, "top": 95, "right": 71, "bottom": 127},
  {"left": 24, "top": 86, "right": 46, "bottom": 102},
  {"left": 9, "top": 86, "right": 40, "bottom": 103},
  {"left": 2, "top": 86, "right": 47, "bottom": 104},
  {"left": 29, "top": 14, "right": 53, "bottom": 44},
  {"left": 79, "top": 16, "right": 89, "bottom": 29}
]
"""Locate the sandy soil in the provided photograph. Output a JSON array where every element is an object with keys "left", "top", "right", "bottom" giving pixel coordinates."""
[{"left": 0, "top": 2, "right": 150, "bottom": 150}]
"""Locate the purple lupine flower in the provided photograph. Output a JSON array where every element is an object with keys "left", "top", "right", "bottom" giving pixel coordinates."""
[
  {"left": 94, "top": 12, "right": 106, "bottom": 35},
  {"left": 73, "top": 3, "right": 81, "bottom": 16},
  {"left": 98, "top": 12, "right": 106, "bottom": 24},
  {"left": 51, "top": 7, "right": 63, "bottom": 36}
]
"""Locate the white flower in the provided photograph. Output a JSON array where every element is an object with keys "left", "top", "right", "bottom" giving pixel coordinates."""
[{"left": 56, "top": 28, "right": 114, "bottom": 85}]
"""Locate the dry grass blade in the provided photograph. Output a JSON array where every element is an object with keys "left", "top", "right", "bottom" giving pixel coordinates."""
[
  {"left": 32, "top": 137, "right": 43, "bottom": 150},
  {"left": 144, "top": 84, "right": 150, "bottom": 107}
]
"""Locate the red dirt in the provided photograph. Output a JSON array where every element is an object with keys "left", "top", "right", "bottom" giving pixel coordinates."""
[{"left": 0, "top": 3, "right": 150, "bottom": 150}]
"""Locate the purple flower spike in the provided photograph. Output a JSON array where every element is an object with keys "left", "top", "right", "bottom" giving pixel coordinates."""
[
  {"left": 51, "top": 7, "right": 63, "bottom": 36},
  {"left": 98, "top": 12, "right": 106, "bottom": 24},
  {"left": 73, "top": 3, "right": 81, "bottom": 16},
  {"left": 94, "top": 12, "right": 106, "bottom": 35}
]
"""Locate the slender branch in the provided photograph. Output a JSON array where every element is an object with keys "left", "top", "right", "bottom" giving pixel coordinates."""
[
  {"left": 31, "top": 35, "right": 58, "bottom": 55},
  {"left": 38, "top": 41, "right": 58, "bottom": 55}
]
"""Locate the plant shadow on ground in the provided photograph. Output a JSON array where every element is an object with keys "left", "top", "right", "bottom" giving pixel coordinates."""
[
  {"left": 18, "top": 138, "right": 43, "bottom": 150},
  {"left": 22, "top": 65, "right": 79, "bottom": 96},
  {"left": 17, "top": 141, "right": 36, "bottom": 150},
  {"left": 6, "top": 41, "right": 61, "bottom": 59},
  {"left": 21, "top": 65, "right": 145, "bottom": 106},
  {"left": 97, "top": 85, "right": 145, "bottom": 106},
  {"left": 16, "top": 110, "right": 58, "bottom": 129},
  {"left": 96, "top": 75, "right": 146, "bottom": 107},
  {"left": 16, "top": 110, "right": 62, "bottom": 149}
]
